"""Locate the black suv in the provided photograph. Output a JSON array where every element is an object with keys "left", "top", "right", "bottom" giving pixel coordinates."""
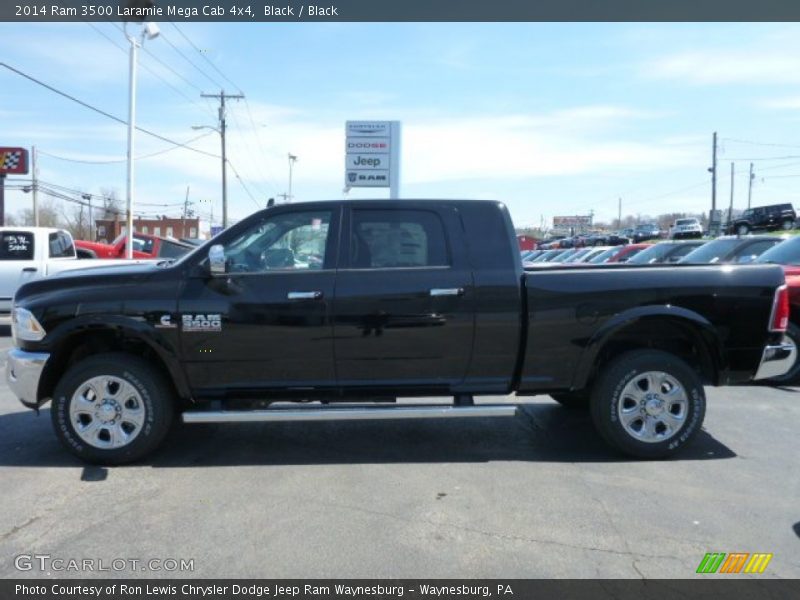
[{"left": 728, "top": 203, "right": 796, "bottom": 235}]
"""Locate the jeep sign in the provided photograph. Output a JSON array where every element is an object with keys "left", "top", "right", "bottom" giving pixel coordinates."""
[{"left": 345, "top": 121, "right": 400, "bottom": 197}]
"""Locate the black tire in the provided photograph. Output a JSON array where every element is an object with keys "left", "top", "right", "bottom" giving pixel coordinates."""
[
  {"left": 51, "top": 353, "right": 174, "bottom": 465},
  {"left": 768, "top": 322, "right": 800, "bottom": 384},
  {"left": 589, "top": 350, "right": 706, "bottom": 459},
  {"left": 781, "top": 219, "right": 794, "bottom": 231},
  {"left": 550, "top": 392, "right": 589, "bottom": 409},
  {"left": 737, "top": 224, "right": 749, "bottom": 236}
]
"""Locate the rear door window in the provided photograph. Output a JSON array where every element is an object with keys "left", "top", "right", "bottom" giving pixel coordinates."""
[
  {"left": 0, "top": 231, "right": 34, "bottom": 260},
  {"left": 350, "top": 209, "right": 449, "bottom": 269}
]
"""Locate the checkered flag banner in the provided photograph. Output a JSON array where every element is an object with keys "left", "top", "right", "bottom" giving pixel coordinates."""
[
  {"left": 0, "top": 148, "right": 29, "bottom": 175},
  {"left": 2, "top": 151, "right": 21, "bottom": 170}
]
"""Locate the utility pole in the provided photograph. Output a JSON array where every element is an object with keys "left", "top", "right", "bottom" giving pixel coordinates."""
[
  {"left": 32, "top": 145, "right": 39, "bottom": 226},
  {"left": 709, "top": 131, "right": 718, "bottom": 235},
  {"left": 747, "top": 162, "right": 755, "bottom": 209},
  {"left": 287, "top": 153, "right": 298, "bottom": 202},
  {"left": 617, "top": 197, "right": 622, "bottom": 229},
  {"left": 277, "top": 193, "right": 290, "bottom": 204},
  {"left": 183, "top": 185, "right": 190, "bottom": 238},
  {"left": 199, "top": 90, "right": 244, "bottom": 229},
  {"left": 728, "top": 162, "right": 735, "bottom": 231}
]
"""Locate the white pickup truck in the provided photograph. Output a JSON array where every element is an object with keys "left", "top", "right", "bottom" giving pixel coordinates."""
[{"left": 0, "top": 227, "right": 156, "bottom": 314}]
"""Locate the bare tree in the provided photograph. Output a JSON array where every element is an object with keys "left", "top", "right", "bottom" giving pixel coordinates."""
[{"left": 15, "top": 199, "right": 64, "bottom": 228}]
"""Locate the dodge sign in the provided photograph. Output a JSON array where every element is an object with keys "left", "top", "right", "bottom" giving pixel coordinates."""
[{"left": 345, "top": 121, "right": 400, "bottom": 194}]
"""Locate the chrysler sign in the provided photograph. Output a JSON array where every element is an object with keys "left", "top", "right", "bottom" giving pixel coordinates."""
[{"left": 345, "top": 121, "right": 400, "bottom": 195}]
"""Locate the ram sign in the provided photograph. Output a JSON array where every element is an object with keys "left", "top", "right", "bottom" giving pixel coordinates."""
[{"left": 345, "top": 121, "right": 400, "bottom": 196}]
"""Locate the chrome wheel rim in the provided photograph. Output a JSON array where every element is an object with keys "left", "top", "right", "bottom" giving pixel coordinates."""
[
  {"left": 617, "top": 371, "right": 688, "bottom": 444},
  {"left": 69, "top": 376, "right": 146, "bottom": 449}
]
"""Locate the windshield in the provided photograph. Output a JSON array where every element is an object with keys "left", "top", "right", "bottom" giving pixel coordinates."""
[
  {"left": 756, "top": 237, "right": 800, "bottom": 266},
  {"left": 628, "top": 243, "right": 672, "bottom": 264},
  {"left": 679, "top": 239, "right": 740, "bottom": 263},
  {"left": 675, "top": 219, "right": 696, "bottom": 226}
]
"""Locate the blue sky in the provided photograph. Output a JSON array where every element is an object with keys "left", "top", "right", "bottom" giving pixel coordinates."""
[{"left": 3, "top": 22, "right": 800, "bottom": 231}]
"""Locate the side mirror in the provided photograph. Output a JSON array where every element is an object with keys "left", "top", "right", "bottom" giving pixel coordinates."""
[{"left": 209, "top": 244, "right": 226, "bottom": 275}]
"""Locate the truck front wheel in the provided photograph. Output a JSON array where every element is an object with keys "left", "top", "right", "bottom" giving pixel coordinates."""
[
  {"left": 590, "top": 350, "right": 705, "bottom": 459},
  {"left": 51, "top": 354, "right": 174, "bottom": 465}
]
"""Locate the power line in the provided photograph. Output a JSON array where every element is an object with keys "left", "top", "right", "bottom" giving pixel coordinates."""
[
  {"left": 226, "top": 159, "right": 261, "bottom": 210},
  {"left": 721, "top": 154, "right": 800, "bottom": 161},
  {"left": 721, "top": 137, "right": 800, "bottom": 150},
  {"left": 37, "top": 132, "right": 214, "bottom": 165},
  {"left": 171, "top": 23, "right": 242, "bottom": 92},
  {"left": 86, "top": 22, "right": 213, "bottom": 117},
  {"left": 243, "top": 98, "right": 282, "bottom": 192},
  {"left": 227, "top": 108, "right": 278, "bottom": 199},
  {"left": 1, "top": 62, "right": 222, "bottom": 160},
  {"left": 160, "top": 30, "right": 226, "bottom": 90}
]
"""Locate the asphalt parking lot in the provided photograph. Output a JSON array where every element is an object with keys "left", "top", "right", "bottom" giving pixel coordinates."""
[{"left": 0, "top": 333, "right": 798, "bottom": 579}]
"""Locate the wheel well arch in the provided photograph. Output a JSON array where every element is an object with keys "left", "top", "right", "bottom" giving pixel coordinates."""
[
  {"left": 38, "top": 326, "right": 190, "bottom": 406},
  {"left": 573, "top": 313, "right": 723, "bottom": 391}
]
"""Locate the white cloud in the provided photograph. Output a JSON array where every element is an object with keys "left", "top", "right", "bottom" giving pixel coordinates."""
[
  {"left": 759, "top": 96, "right": 800, "bottom": 110},
  {"left": 644, "top": 50, "right": 800, "bottom": 85}
]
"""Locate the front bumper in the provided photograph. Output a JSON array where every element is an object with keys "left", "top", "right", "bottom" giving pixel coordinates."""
[
  {"left": 6, "top": 348, "right": 50, "bottom": 408},
  {"left": 753, "top": 341, "right": 797, "bottom": 380}
]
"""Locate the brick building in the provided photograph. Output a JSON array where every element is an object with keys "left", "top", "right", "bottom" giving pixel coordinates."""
[{"left": 95, "top": 216, "right": 201, "bottom": 243}]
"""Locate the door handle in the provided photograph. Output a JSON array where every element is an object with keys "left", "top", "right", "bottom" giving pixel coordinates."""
[
  {"left": 430, "top": 288, "right": 464, "bottom": 297},
  {"left": 287, "top": 291, "right": 323, "bottom": 300},
  {"left": 22, "top": 267, "right": 37, "bottom": 272}
]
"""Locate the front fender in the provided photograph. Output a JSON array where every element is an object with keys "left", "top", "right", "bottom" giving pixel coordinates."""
[
  {"left": 571, "top": 305, "right": 725, "bottom": 390},
  {"left": 39, "top": 314, "right": 190, "bottom": 401}
]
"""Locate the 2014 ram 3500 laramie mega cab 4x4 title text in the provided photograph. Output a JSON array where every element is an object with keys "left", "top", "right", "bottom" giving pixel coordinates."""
[{"left": 5, "top": 200, "right": 795, "bottom": 464}]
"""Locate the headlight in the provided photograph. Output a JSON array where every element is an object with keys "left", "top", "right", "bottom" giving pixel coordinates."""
[{"left": 11, "top": 307, "right": 46, "bottom": 342}]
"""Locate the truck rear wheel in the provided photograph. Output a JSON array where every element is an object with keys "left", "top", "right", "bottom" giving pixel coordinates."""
[
  {"left": 590, "top": 350, "right": 705, "bottom": 459},
  {"left": 768, "top": 322, "right": 800, "bottom": 384},
  {"left": 51, "top": 354, "right": 174, "bottom": 465}
]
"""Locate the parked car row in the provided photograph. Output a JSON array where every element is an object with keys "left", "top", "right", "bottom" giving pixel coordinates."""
[{"left": 521, "top": 232, "right": 800, "bottom": 383}]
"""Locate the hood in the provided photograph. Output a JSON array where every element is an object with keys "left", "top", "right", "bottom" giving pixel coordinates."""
[
  {"left": 14, "top": 261, "right": 169, "bottom": 308},
  {"left": 53, "top": 260, "right": 162, "bottom": 278}
]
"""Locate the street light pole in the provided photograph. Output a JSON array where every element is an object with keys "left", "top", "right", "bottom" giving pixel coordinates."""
[
  {"left": 288, "top": 153, "right": 298, "bottom": 202},
  {"left": 124, "top": 28, "right": 138, "bottom": 258},
  {"left": 123, "top": 20, "right": 159, "bottom": 258}
]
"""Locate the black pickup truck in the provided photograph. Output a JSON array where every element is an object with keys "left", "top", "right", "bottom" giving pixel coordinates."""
[{"left": 6, "top": 200, "right": 795, "bottom": 464}]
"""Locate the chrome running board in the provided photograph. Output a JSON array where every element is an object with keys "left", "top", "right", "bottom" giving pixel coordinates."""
[{"left": 182, "top": 404, "right": 517, "bottom": 423}]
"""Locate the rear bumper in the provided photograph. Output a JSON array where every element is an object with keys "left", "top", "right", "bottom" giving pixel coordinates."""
[
  {"left": 753, "top": 341, "right": 797, "bottom": 380},
  {"left": 6, "top": 348, "right": 49, "bottom": 408}
]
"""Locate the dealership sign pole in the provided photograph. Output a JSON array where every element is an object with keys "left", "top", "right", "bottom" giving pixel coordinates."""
[
  {"left": 345, "top": 121, "right": 401, "bottom": 199},
  {"left": 0, "top": 147, "right": 30, "bottom": 227}
]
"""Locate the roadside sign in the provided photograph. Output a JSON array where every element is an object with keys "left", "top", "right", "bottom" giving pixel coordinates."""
[
  {"left": 210, "top": 226, "right": 224, "bottom": 237},
  {"left": 345, "top": 121, "right": 400, "bottom": 197},
  {"left": 0, "top": 147, "right": 29, "bottom": 175}
]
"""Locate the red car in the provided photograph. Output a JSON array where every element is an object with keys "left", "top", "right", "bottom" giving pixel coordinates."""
[
  {"left": 76, "top": 233, "right": 193, "bottom": 260},
  {"left": 755, "top": 237, "right": 800, "bottom": 382},
  {"left": 588, "top": 243, "right": 649, "bottom": 264}
]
